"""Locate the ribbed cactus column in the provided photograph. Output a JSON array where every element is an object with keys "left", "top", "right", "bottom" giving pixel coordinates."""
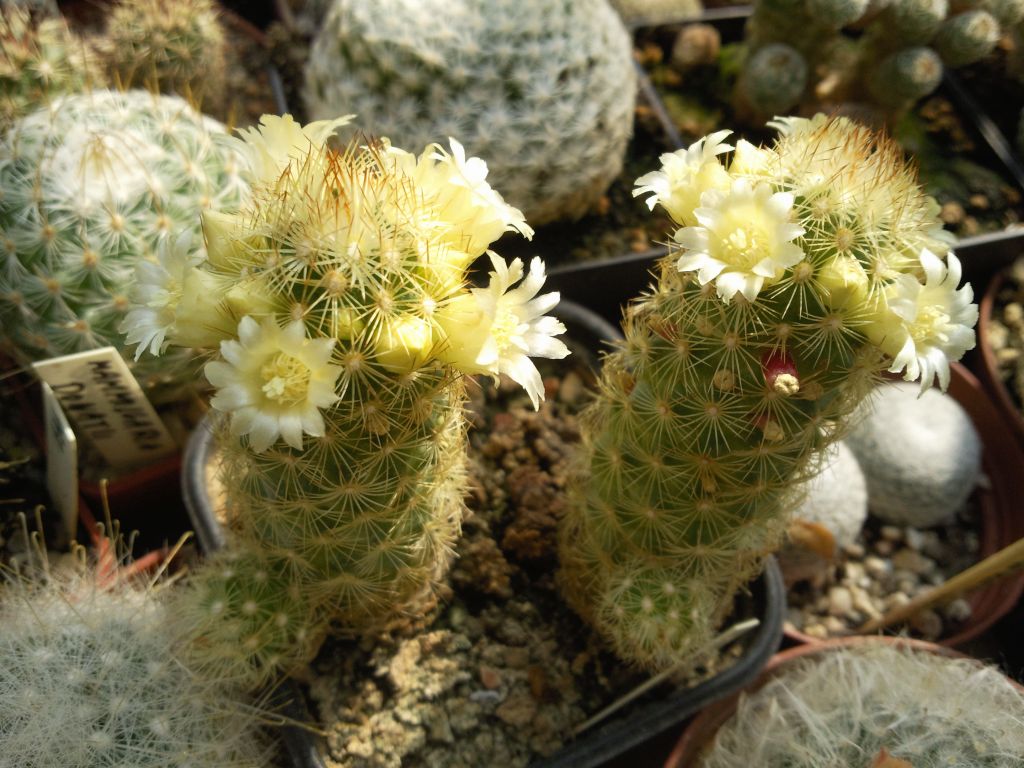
[
  {"left": 559, "top": 116, "right": 978, "bottom": 668},
  {"left": 129, "top": 115, "right": 568, "bottom": 685}
]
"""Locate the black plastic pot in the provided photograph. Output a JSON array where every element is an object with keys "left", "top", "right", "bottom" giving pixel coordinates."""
[{"left": 181, "top": 299, "right": 786, "bottom": 768}]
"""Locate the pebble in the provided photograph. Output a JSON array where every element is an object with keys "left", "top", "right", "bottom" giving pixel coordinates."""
[
  {"left": 880, "top": 526, "right": 903, "bottom": 542},
  {"left": 827, "top": 586, "right": 853, "bottom": 617},
  {"left": 909, "top": 609, "right": 944, "bottom": 640},
  {"left": 891, "top": 549, "right": 935, "bottom": 576},
  {"left": 557, "top": 373, "right": 584, "bottom": 406},
  {"left": 904, "top": 527, "right": 925, "bottom": 551},
  {"left": 944, "top": 598, "right": 972, "bottom": 622},
  {"left": 874, "top": 540, "right": 894, "bottom": 556},
  {"left": 864, "top": 556, "right": 891, "bottom": 580},
  {"left": 843, "top": 542, "right": 866, "bottom": 558},
  {"left": 479, "top": 665, "right": 501, "bottom": 690}
]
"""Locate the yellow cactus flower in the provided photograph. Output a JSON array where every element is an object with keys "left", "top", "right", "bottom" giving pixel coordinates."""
[
  {"left": 205, "top": 317, "right": 342, "bottom": 452},
  {"left": 867, "top": 249, "right": 977, "bottom": 391},
  {"left": 633, "top": 130, "right": 734, "bottom": 227},
  {"left": 675, "top": 178, "right": 805, "bottom": 303},
  {"left": 436, "top": 253, "right": 569, "bottom": 409},
  {"left": 227, "top": 113, "right": 354, "bottom": 186}
]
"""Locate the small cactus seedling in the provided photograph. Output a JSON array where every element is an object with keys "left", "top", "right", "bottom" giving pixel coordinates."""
[
  {"left": 130, "top": 115, "right": 568, "bottom": 686},
  {"left": 559, "top": 115, "right": 977, "bottom": 669},
  {"left": 700, "top": 643, "right": 1024, "bottom": 766},
  {"left": 0, "top": 6, "right": 103, "bottom": 130},
  {"left": 0, "top": 89, "right": 247, "bottom": 394},
  {"left": 0, "top": 531, "right": 268, "bottom": 768},
  {"left": 100, "top": 0, "right": 227, "bottom": 109},
  {"left": 302, "top": 0, "right": 636, "bottom": 225}
]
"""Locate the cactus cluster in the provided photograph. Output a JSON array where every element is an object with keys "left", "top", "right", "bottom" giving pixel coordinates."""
[
  {"left": 99, "top": 0, "right": 227, "bottom": 109},
  {"left": 302, "top": 0, "right": 637, "bottom": 226},
  {"left": 0, "top": 540, "right": 267, "bottom": 768},
  {"left": 558, "top": 115, "right": 977, "bottom": 669},
  {"left": 741, "top": 0, "right": 1008, "bottom": 117},
  {"left": 701, "top": 643, "right": 1024, "bottom": 767},
  {"left": 0, "top": 89, "right": 247, "bottom": 392},
  {"left": 609, "top": 0, "right": 703, "bottom": 26},
  {"left": 0, "top": 6, "right": 103, "bottom": 130},
  {"left": 129, "top": 115, "right": 567, "bottom": 686}
]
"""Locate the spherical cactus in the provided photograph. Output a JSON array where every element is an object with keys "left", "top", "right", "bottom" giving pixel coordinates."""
[
  {"left": 700, "top": 643, "right": 1024, "bottom": 767},
  {"left": 0, "top": 552, "right": 267, "bottom": 767},
  {"left": 302, "top": 0, "right": 636, "bottom": 226},
  {"left": 976, "top": 0, "right": 1024, "bottom": 27},
  {"left": 740, "top": 43, "right": 808, "bottom": 115},
  {"left": 879, "top": 0, "right": 949, "bottom": 44},
  {"left": 559, "top": 115, "right": 977, "bottom": 669},
  {"left": 141, "top": 115, "right": 568, "bottom": 686},
  {"left": 100, "top": 0, "right": 227, "bottom": 108},
  {"left": 933, "top": 9, "right": 1001, "bottom": 67},
  {"left": 791, "top": 440, "right": 867, "bottom": 550},
  {"left": 804, "top": 0, "right": 870, "bottom": 29},
  {"left": 0, "top": 89, "right": 247, "bottom": 392},
  {"left": 868, "top": 46, "right": 944, "bottom": 108},
  {"left": 844, "top": 381, "right": 982, "bottom": 527},
  {"left": 0, "top": 7, "right": 104, "bottom": 130}
]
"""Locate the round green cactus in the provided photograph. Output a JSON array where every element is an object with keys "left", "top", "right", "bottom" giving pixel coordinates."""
[
  {"left": 302, "top": 0, "right": 636, "bottom": 226},
  {"left": 868, "top": 46, "right": 944, "bottom": 108},
  {"left": 138, "top": 115, "right": 568, "bottom": 686},
  {"left": 0, "top": 547, "right": 267, "bottom": 767},
  {"left": 804, "top": 0, "right": 869, "bottom": 29},
  {"left": 740, "top": 43, "right": 808, "bottom": 115},
  {"left": 933, "top": 10, "right": 1000, "bottom": 67},
  {"left": 0, "top": 6, "right": 103, "bottom": 130},
  {"left": 100, "top": 0, "right": 227, "bottom": 108},
  {"left": 880, "top": 0, "right": 949, "bottom": 44},
  {"left": 559, "top": 116, "right": 976, "bottom": 668},
  {"left": 0, "top": 89, "right": 247, "bottom": 391}
]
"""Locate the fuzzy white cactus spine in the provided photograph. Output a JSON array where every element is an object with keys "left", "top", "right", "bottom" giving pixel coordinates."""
[
  {"left": 0, "top": 89, "right": 247, "bottom": 392},
  {"left": 132, "top": 115, "right": 568, "bottom": 686},
  {"left": 302, "top": 0, "right": 637, "bottom": 226},
  {"left": 701, "top": 643, "right": 1024, "bottom": 766},
  {"left": 559, "top": 116, "right": 977, "bottom": 669},
  {"left": 0, "top": 538, "right": 268, "bottom": 767}
]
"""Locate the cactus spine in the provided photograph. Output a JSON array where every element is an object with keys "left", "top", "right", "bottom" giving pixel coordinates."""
[
  {"left": 302, "top": 0, "right": 636, "bottom": 226},
  {"left": 136, "top": 115, "right": 566, "bottom": 686},
  {"left": 0, "top": 89, "right": 246, "bottom": 392},
  {"left": 559, "top": 116, "right": 977, "bottom": 668}
]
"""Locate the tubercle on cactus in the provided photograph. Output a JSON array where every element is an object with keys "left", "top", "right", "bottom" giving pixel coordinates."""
[
  {"left": 559, "top": 115, "right": 977, "bottom": 670},
  {"left": 128, "top": 114, "right": 569, "bottom": 686}
]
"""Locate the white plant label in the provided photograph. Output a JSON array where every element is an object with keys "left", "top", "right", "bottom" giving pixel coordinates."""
[
  {"left": 33, "top": 348, "right": 177, "bottom": 470},
  {"left": 40, "top": 381, "right": 78, "bottom": 543}
]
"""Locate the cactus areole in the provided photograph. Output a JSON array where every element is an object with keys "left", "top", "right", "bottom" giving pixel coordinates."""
[{"left": 559, "top": 116, "right": 978, "bottom": 669}]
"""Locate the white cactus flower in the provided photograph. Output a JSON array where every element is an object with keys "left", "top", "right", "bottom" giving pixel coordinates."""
[
  {"left": 205, "top": 317, "right": 342, "bottom": 452},
  {"left": 874, "top": 249, "right": 977, "bottom": 391},
  {"left": 436, "top": 253, "right": 569, "bottom": 409},
  {"left": 633, "top": 129, "right": 734, "bottom": 226},
  {"left": 227, "top": 113, "right": 354, "bottom": 186},
  {"left": 674, "top": 178, "right": 806, "bottom": 303}
]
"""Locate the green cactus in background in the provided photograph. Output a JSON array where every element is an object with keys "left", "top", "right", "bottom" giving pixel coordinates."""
[
  {"left": 302, "top": 0, "right": 636, "bottom": 226},
  {"left": 0, "top": 6, "right": 103, "bottom": 130},
  {"left": 100, "top": 0, "right": 227, "bottom": 109},
  {"left": 0, "top": 89, "right": 247, "bottom": 393},
  {"left": 701, "top": 643, "right": 1024, "bottom": 767},
  {"left": 738, "top": 43, "right": 808, "bottom": 115},
  {"left": 868, "top": 46, "right": 944, "bottom": 107},
  {"left": 0, "top": 537, "right": 268, "bottom": 767},
  {"left": 932, "top": 9, "right": 1000, "bottom": 66},
  {"left": 559, "top": 116, "right": 977, "bottom": 668},
  {"left": 133, "top": 115, "right": 567, "bottom": 686}
]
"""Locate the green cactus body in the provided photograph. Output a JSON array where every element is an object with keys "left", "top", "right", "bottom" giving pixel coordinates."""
[
  {"left": 868, "top": 45, "right": 944, "bottom": 107},
  {"left": 933, "top": 9, "right": 1000, "bottom": 66},
  {"left": 101, "top": 0, "right": 227, "bottom": 108},
  {"left": 878, "top": 0, "right": 949, "bottom": 44},
  {"left": 302, "top": 0, "right": 636, "bottom": 226},
  {"left": 0, "top": 7, "right": 103, "bottom": 130},
  {"left": 0, "top": 554, "right": 267, "bottom": 767},
  {"left": 148, "top": 116, "right": 566, "bottom": 686},
  {"left": 0, "top": 89, "right": 246, "bottom": 391},
  {"left": 804, "top": 0, "right": 870, "bottom": 28},
  {"left": 740, "top": 43, "right": 808, "bottom": 115},
  {"left": 559, "top": 116, "right": 975, "bottom": 668}
]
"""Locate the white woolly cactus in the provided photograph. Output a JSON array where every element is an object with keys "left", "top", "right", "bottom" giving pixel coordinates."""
[
  {"left": 700, "top": 643, "right": 1024, "bottom": 767},
  {"left": 846, "top": 381, "right": 982, "bottom": 528},
  {"left": 134, "top": 114, "right": 568, "bottom": 686},
  {"left": 791, "top": 440, "right": 868, "bottom": 551},
  {"left": 0, "top": 89, "right": 247, "bottom": 391},
  {"left": 0, "top": 545, "right": 268, "bottom": 767},
  {"left": 302, "top": 0, "right": 637, "bottom": 226}
]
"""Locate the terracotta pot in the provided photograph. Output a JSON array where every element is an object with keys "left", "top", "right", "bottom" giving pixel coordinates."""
[
  {"left": 783, "top": 361, "right": 1024, "bottom": 648},
  {"left": 665, "top": 635, "right": 1021, "bottom": 768}
]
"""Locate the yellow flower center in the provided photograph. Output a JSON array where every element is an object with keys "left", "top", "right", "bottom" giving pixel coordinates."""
[
  {"left": 489, "top": 307, "right": 520, "bottom": 352},
  {"left": 260, "top": 352, "right": 311, "bottom": 404},
  {"left": 715, "top": 207, "right": 772, "bottom": 270},
  {"left": 910, "top": 304, "right": 948, "bottom": 343}
]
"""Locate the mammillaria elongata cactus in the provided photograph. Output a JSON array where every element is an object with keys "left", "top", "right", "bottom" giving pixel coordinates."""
[
  {"left": 0, "top": 89, "right": 246, "bottom": 392},
  {"left": 302, "top": 0, "right": 636, "bottom": 225},
  {"left": 130, "top": 114, "right": 568, "bottom": 686},
  {"left": 559, "top": 116, "right": 977, "bottom": 668}
]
